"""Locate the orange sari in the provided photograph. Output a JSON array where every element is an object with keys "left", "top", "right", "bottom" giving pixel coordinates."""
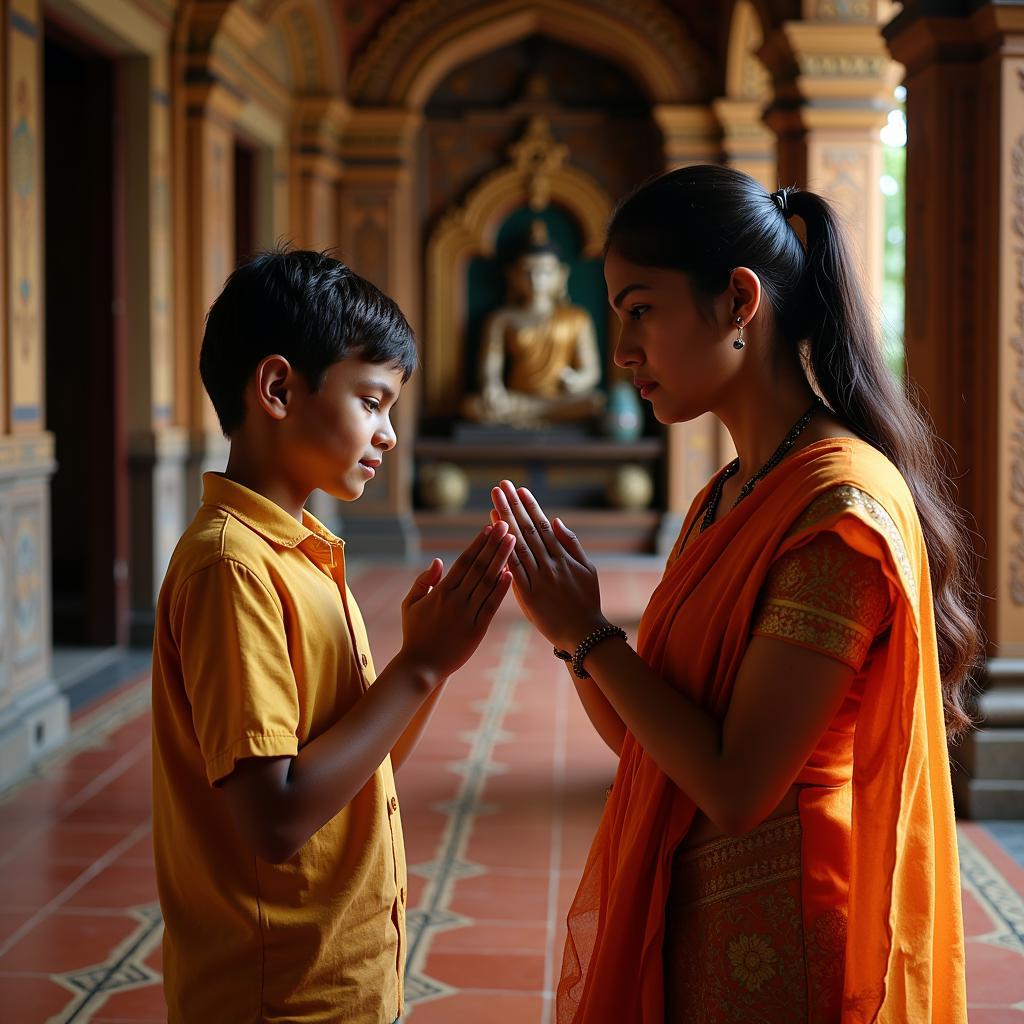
[{"left": 557, "top": 438, "right": 967, "bottom": 1023}]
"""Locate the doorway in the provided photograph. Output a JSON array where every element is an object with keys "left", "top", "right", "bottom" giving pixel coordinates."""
[{"left": 43, "top": 24, "right": 128, "bottom": 648}]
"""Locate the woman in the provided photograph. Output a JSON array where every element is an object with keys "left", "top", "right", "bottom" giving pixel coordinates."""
[{"left": 489, "top": 165, "right": 978, "bottom": 1023}]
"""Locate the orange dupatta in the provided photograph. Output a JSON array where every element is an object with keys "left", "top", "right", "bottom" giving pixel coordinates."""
[{"left": 556, "top": 438, "right": 967, "bottom": 1023}]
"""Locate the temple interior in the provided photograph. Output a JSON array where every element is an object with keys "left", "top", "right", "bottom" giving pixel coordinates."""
[{"left": 0, "top": 0, "right": 1022, "bottom": 1019}]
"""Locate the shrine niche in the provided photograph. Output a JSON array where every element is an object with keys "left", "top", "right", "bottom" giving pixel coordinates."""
[
  {"left": 423, "top": 114, "right": 612, "bottom": 424},
  {"left": 418, "top": 104, "right": 665, "bottom": 551}
]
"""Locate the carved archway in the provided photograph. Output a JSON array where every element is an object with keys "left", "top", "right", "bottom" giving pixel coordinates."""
[
  {"left": 257, "top": 0, "right": 345, "bottom": 95},
  {"left": 350, "top": 0, "right": 713, "bottom": 107},
  {"left": 180, "top": 0, "right": 344, "bottom": 100},
  {"left": 424, "top": 117, "right": 614, "bottom": 417}
]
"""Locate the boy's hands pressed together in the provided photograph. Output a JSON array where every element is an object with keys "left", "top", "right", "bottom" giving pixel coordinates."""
[{"left": 397, "top": 521, "right": 516, "bottom": 686}]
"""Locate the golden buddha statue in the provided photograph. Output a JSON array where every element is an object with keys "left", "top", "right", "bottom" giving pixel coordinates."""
[{"left": 462, "top": 221, "right": 605, "bottom": 428}]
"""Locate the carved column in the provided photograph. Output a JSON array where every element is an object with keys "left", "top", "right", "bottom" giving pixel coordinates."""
[
  {"left": 886, "top": 0, "right": 1024, "bottom": 817},
  {"left": 332, "top": 107, "right": 423, "bottom": 558},
  {"left": 713, "top": 98, "right": 777, "bottom": 191},
  {"left": 291, "top": 97, "right": 347, "bottom": 251},
  {"left": 289, "top": 97, "right": 347, "bottom": 527},
  {"left": 0, "top": 0, "right": 65, "bottom": 789},
  {"left": 124, "top": 50, "right": 187, "bottom": 644},
  {"left": 718, "top": 0, "right": 777, "bottom": 191},
  {"left": 181, "top": 79, "right": 239, "bottom": 509},
  {"left": 760, "top": 15, "right": 897, "bottom": 308}
]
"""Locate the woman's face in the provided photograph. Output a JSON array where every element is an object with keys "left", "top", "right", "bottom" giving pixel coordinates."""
[{"left": 604, "top": 247, "right": 739, "bottom": 424}]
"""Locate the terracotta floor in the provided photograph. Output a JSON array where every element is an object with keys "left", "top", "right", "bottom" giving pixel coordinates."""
[{"left": 0, "top": 564, "right": 1022, "bottom": 1023}]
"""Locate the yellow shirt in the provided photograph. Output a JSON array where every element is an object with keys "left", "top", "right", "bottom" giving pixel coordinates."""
[{"left": 151, "top": 474, "right": 406, "bottom": 1024}]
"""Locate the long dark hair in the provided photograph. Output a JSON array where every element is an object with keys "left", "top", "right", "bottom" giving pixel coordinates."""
[{"left": 606, "top": 164, "right": 979, "bottom": 740}]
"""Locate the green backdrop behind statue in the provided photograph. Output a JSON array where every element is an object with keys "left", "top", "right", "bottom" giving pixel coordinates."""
[{"left": 464, "top": 205, "right": 607, "bottom": 399}]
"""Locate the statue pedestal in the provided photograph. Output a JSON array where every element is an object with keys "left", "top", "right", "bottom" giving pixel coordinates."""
[
  {"left": 414, "top": 432, "right": 667, "bottom": 554},
  {"left": 451, "top": 421, "right": 595, "bottom": 445}
]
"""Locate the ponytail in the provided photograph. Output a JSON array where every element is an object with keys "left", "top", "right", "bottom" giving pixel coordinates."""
[
  {"left": 607, "top": 166, "right": 981, "bottom": 741},
  {"left": 786, "top": 188, "right": 979, "bottom": 740}
]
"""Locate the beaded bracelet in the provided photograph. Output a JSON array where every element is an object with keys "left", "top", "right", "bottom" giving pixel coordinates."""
[{"left": 553, "top": 624, "right": 628, "bottom": 680}]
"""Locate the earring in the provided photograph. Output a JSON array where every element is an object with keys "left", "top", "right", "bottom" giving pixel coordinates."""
[{"left": 733, "top": 317, "right": 745, "bottom": 350}]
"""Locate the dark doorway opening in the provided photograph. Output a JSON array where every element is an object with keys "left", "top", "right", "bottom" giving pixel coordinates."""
[
  {"left": 44, "top": 24, "right": 128, "bottom": 647},
  {"left": 234, "top": 139, "right": 259, "bottom": 266}
]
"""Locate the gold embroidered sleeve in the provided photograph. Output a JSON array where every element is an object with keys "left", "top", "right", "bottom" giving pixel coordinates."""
[{"left": 751, "top": 531, "right": 892, "bottom": 671}]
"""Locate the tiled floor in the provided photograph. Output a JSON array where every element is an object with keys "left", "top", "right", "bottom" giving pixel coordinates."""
[{"left": 0, "top": 564, "right": 1022, "bottom": 1023}]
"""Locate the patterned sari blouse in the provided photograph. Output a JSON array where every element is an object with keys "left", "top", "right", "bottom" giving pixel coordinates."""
[{"left": 750, "top": 528, "right": 893, "bottom": 671}]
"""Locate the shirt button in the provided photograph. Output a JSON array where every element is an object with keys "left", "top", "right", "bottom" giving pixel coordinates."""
[
  {"left": 390, "top": 796, "right": 398, "bottom": 812},
  {"left": 361, "top": 653, "right": 368, "bottom": 667}
]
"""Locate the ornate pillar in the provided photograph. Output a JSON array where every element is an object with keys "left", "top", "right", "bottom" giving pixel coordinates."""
[
  {"left": 653, "top": 105, "right": 722, "bottom": 169},
  {"left": 333, "top": 107, "right": 423, "bottom": 558},
  {"left": 181, "top": 79, "right": 239, "bottom": 509},
  {"left": 886, "top": 0, "right": 1024, "bottom": 817},
  {"left": 124, "top": 50, "right": 187, "bottom": 643},
  {"left": 290, "top": 96, "right": 347, "bottom": 527},
  {"left": 718, "top": 0, "right": 777, "bottom": 191},
  {"left": 713, "top": 98, "right": 777, "bottom": 191},
  {"left": 760, "top": 12, "right": 897, "bottom": 308},
  {"left": 650, "top": 105, "right": 727, "bottom": 552},
  {"left": 291, "top": 97, "right": 346, "bottom": 251},
  {"left": 0, "top": 0, "right": 66, "bottom": 789}
]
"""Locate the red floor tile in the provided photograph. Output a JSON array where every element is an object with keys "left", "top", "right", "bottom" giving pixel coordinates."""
[
  {"left": 465, "top": 831, "right": 555, "bottom": 871},
  {"left": 962, "top": 887, "right": 997, "bottom": 939},
  {"left": 0, "top": 911, "right": 141, "bottom": 972},
  {"left": 0, "top": 823, "right": 135, "bottom": 870},
  {"left": 0, "top": 860, "right": 89, "bottom": 910},
  {"left": 63, "top": 863, "right": 158, "bottom": 910},
  {"left": 0, "top": 909, "right": 34, "bottom": 946},
  {"left": 424, "top": 948, "right": 546, "bottom": 990},
  {"left": 429, "top": 921, "right": 549, "bottom": 954},
  {"left": 0, "top": 566, "right": 1021, "bottom": 1022},
  {"left": 405, "top": 990, "right": 546, "bottom": 1023},
  {"left": 965, "top": 939, "right": 1024, "bottom": 1005},
  {"left": 84, "top": 981, "right": 168, "bottom": 1021},
  {"left": 0, "top": 975, "right": 75, "bottom": 1021},
  {"left": 448, "top": 871, "right": 551, "bottom": 922}
]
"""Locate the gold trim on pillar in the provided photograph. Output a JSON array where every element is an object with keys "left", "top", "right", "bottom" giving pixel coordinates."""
[
  {"left": 8, "top": 0, "right": 42, "bottom": 434},
  {"left": 726, "top": 0, "right": 771, "bottom": 102},
  {"left": 424, "top": 117, "right": 612, "bottom": 418},
  {"left": 716, "top": 1, "right": 777, "bottom": 192},
  {"left": 652, "top": 105, "right": 723, "bottom": 168}
]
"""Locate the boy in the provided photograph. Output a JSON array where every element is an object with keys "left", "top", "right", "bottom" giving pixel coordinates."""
[{"left": 151, "top": 249, "right": 514, "bottom": 1024}]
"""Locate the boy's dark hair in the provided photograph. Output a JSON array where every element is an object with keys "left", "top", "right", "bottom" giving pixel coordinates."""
[{"left": 200, "top": 248, "right": 417, "bottom": 435}]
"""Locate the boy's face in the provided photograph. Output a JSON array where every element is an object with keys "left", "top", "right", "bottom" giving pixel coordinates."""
[{"left": 286, "top": 356, "right": 405, "bottom": 502}]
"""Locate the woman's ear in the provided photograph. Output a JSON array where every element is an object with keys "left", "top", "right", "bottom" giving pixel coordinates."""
[
  {"left": 253, "top": 355, "right": 293, "bottom": 421},
  {"left": 729, "top": 267, "right": 762, "bottom": 326}
]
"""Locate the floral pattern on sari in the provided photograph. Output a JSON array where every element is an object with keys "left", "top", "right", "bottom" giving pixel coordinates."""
[
  {"left": 752, "top": 522, "right": 892, "bottom": 671},
  {"left": 665, "top": 814, "right": 846, "bottom": 1023}
]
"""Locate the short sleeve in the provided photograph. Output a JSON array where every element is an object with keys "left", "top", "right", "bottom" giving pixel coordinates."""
[
  {"left": 751, "top": 530, "right": 892, "bottom": 671},
  {"left": 173, "top": 559, "right": 300, "bottom": 785}
]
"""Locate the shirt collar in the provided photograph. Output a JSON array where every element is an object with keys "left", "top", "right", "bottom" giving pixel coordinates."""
[{"left": 201, "top": 473, "right": 344, "bottom": 551}]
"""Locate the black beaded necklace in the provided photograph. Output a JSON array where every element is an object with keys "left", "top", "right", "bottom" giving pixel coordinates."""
[{"left": 697, "top": 397, "right": 822, "bottom": 535}]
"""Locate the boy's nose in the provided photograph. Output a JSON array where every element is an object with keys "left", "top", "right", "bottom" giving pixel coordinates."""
[{"left": 375, "top": 420, "right": 397, "bottom": 452}]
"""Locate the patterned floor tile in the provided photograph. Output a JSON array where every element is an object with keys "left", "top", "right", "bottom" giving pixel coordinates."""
[{"left": 0, "top": 565, "right": 1021, "bottom": 1024}]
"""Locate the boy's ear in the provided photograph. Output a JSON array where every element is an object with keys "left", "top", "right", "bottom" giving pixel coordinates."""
[{"left": 254, "top": 355, "right": 293, "bottom": 421}]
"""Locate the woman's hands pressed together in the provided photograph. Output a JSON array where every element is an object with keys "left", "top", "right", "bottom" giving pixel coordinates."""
[{"left": 489, "top": 480, "right": 608, "bottom": 654}]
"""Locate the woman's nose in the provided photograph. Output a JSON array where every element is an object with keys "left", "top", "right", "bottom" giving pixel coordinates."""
[{"left": 613, "top": 335, "right": 640, "bottom": 368}]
